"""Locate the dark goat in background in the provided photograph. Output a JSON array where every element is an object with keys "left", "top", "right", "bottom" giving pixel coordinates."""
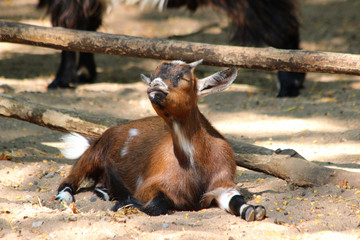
[{"left": 38, "top": 0, "right": 305, "bottom": 97}]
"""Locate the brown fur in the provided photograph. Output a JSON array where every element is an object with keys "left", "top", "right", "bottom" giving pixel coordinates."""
[{"left": 59, "top": 61, "right": 237, "bottom": 211}]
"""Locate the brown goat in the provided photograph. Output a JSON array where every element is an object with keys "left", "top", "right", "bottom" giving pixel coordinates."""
[{"left": 55, "top": 60, "right": 266, "bottom": 221}]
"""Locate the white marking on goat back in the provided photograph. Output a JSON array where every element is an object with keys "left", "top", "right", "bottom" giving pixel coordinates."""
[
  {"left": 60, "top": 133, "right": 90, "bottom": 159},
  {"left": 129, "top": 128, "right": 139, "bottom": 137},
  {"left": 173, "top": 122, "right": 194, "bottom": 167},
  {"left": 217, "top": 188, "right": 240, "bottom": 212},
  {"left": 121, "top": 128, "right": 139, "bottom": 157}
]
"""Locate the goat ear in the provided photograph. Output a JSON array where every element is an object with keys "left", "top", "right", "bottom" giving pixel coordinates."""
[
  {"left": 188, "top": 59, "right": 203, "bottom": 69},
  {"left": 141, "top": 74, "right": 151, "bottom": 85},
  {"left": 197, "top": 67, "right": 238, "bottom": 96}
]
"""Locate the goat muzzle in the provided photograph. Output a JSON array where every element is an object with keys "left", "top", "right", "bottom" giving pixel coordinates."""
[{"left": 147, "top": 87, "right": 168, "bottom": 105}]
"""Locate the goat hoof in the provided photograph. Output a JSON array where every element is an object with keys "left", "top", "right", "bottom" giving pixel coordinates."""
[
  {"left": 254, "top": 205, "right": 266, "bottom": 220},
  {"left": 47, "top": 81, "right": 73, "bottom": 89},
  {"left": 241, "top": 205, "right": 255, "bottom": 222},
  {"left": 55, "top": 189, "right": 74, "bottom": 204}
]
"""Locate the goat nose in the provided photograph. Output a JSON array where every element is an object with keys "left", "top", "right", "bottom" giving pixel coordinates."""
[
  {"left": 150, "top": 78, "right": 168, "bottom": 91},
  {"left": 151, "top": 78, "right": 163, "bottom": 87}
]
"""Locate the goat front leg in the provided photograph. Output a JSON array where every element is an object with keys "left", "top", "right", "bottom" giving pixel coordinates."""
[
  {"left": 55, "top": 182, "right": 75, "bottom": 204},
  {"left": 203, "top": 187, "right": 266, "bottom": 221},
  {"left": 55, "top": 174, "right": 83, "bottom": 204},
  {"left": 48, "top": 51, "right": 77, "bottom": 89}
]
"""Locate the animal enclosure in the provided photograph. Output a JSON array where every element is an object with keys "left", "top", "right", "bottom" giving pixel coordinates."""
[{"left": 0, "top": 0, "right": 360, "bottom": 239}]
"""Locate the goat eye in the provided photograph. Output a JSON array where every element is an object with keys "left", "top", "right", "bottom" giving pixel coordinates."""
[
  {"left": 173, "top": 75, "right": 180, "bottom": 87},
  {"left": 177, "top": 74, "right": 189, "bottom": 82}
]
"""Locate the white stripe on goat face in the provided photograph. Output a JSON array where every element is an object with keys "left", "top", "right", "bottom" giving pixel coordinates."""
[
  {"left": 121, "top": 128, "right": 139, "bottom": 157},
  {"left": 150, "top": 77, "right": 168, "bottom": 90}
]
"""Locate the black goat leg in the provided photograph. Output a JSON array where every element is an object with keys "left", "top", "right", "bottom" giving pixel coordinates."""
[
  {"left": 208, "top": 0, "right": 306, "bottom": 97},
  {"left": 77, "top": 52, "right": 97, "bottom": 84},
  {"left": 48, "top": 51, "right": 77, "bottom": 89}
]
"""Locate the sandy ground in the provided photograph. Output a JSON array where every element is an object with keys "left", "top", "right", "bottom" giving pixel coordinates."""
[{"left": 0, "top": 0, "right": 360, "bottom": 239}]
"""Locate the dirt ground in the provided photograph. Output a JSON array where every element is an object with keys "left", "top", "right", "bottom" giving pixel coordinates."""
[{"left": 1, "top": 0, "right": 360, "bottom": 239}]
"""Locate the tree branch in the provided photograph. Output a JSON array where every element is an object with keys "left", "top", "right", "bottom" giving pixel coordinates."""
[
  {"left": 0, "top": 93, "right": 129, "bottom": 137},
  {"left": 1, "top": 93, "right": 359, "bottom": 188},
  {"left": 1, "top": 21, "right": 360, "bottom": 75}
]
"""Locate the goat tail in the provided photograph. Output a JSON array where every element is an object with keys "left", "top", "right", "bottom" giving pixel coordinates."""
[{"left": 60, "top": 133, "right": 92, "bottom": 159}]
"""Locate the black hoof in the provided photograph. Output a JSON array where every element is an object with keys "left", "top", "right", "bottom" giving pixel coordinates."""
[{"left": 47, "top": 79, "right": 74, "bottom": 89}]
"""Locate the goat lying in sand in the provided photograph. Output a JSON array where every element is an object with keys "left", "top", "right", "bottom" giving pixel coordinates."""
[{"left": 55, "top": 60, "right": 266, "bottom": 221}]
